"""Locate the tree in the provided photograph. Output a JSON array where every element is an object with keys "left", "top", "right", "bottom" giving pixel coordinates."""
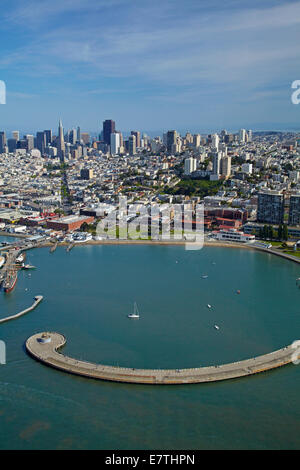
[
  {"left": 277, "top": 224, "right": 283, "bottom": 241},
  {"left": 282, "top": 224, "right": 288, "bottom": 241},
  {"left": 268, "top": 225, "right": 274, "bottom": 240},
  {"left": 263, "top": 225, "right": 268, "bottom": 240}
]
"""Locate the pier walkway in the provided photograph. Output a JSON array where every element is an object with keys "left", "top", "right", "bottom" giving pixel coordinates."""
[
  {"left": 0, "top": 296, "right": 43, "bottom": 324},
  {"left": 26, "top": 332, "right": 299, "bottom": 385}
]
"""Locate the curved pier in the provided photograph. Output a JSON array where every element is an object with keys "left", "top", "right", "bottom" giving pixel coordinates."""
[
  {"left": 26, "top": 332, "right": 299, "bottom": 385},
  {"left": 0, "top": 296, "right": 43, "bottom": 324}
]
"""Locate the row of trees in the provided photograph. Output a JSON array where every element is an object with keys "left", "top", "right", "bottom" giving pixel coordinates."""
[{"left": 258, "top": 224, "right": 288, "bottom": 241}]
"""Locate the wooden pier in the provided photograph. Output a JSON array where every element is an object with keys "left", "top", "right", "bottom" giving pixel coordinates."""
[
  {"left": 0, "top": 296, "right": 43, "bottom": 324},
  {"left": 26, "top": 332, "right": 299, "bottom": 385}
]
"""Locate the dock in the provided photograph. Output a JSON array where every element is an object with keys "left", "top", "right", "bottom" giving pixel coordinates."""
[
  {"left": 66, "top": 243, "right": 75, "bottom": 252},
  {"left": 0, "top": 296, "right": 43, "bottom": 324},
  {"left": 26, "top": 332, "right": 299, "bottom": 385},
  {"left": 50, "top": 242, "right": 58, "bottom": 253}
]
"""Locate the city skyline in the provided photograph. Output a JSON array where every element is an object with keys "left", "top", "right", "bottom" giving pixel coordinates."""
[{"left": 1, "top": 0, "right": 300, "bottom": 132}]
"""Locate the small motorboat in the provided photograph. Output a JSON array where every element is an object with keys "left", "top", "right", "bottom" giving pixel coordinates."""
[
  {"left": 202, "top": 275, "right": 208, "bottom": 279},
  {"left": 236, "top": 290, "right": 241, "bottom": 294},
  {"left": 214, "top": 324, "right": 220, "bottom": 330},
  {"left": 207, "top": 304, "right": 212, "bottom": 309}
]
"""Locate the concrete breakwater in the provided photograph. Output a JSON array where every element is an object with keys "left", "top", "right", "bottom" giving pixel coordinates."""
[
  {"left": 26, "top": 332, "right": 299, "bottom": 385},
  {"left": 0, "top": 296, "right": 43, "bottom": 324}
]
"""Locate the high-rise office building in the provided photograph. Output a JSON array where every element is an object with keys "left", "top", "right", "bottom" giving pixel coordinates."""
[
  {"left": 211, "top": 134, "right": 219, "bottom": 151},
  {"left": 110, "top": 132, "right": 120, "bottom": 155},
  {"left": 185, "top": 132, "right": 193, "bottom": 144},
  {"left": 77, "top": 126, "right": 81, "bottom": 143},
  {"left": 25, "top": 135, "right": 34, "bottom": 151},
  {"left": 81, "top": 133, "right": 90, "bottom": 145},
  {"left": 7, "top": 139, "right": 17, "bottom": 152},
  {"left": 36, "top": 131, "right": 46, "bottom": 154},
  {"left": 44, "top": 130, "right": 52, "bottom": 146},
  {"left": 57, "top": 119, "right": 66, "bottom": 162},
  {"left": 289, "top": 193, "right": 300, "bottom": 226},
  {"left": 131, "top": 131, "right": 141, "bottom": 148},
  {"left": 166, "top": 130, "right": 177, "bottom": 153},
  {"left": 193, "top": 134, "right": 201, "bottom": 148},
  {"left": 257, "top": 190, "right": 284, "bottom": 225},
  {"left": 0, "top": 131, "right": 6, "bottom": 153},
  {"left": 239, "top": 129, "right": 246, "bottom": 143},
  {"left": 103, "top": 120, "right": 115, "bottom": 146},
  {"left": 69, "top": 129, "right": 77, "bottom": 145},
  {"left": 128, "top": 135, "right": 136, "bottom": 155},
  {"left": 12, "top": 131, "right": 19, "bottom": 141}
]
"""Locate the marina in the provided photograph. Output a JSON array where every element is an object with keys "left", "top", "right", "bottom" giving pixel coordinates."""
[{"left": 1, "top": 243, "right": 300, "bottom": 450}]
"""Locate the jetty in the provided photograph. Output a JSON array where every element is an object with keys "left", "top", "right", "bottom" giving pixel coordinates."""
[
  {"left": 0, "top": 296, "right": 43, "bottom": 324},
  {"left": 66, "top": 243, "right": 75, "bottom": 253},
  {"left": 50, "top": 242, "right": 58, "bottom": 253},
  {"left": 26, "top": 332, "right": 299, "bottom": 385}
]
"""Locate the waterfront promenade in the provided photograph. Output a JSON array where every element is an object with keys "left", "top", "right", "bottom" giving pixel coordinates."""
[
  {"left": 0, "top": 296, "right": 43, "bottom": 324},
  {"left": 26, "top": 332, "right": 299, "bottom": 385}
]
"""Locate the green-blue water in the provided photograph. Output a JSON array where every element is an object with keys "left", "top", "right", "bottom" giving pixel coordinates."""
[{"left": 0, "top": 240, "right": 299, "bottom": 449}]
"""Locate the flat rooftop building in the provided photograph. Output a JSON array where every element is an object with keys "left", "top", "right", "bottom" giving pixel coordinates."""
[
  {"left": 257, "top": 190, "right": 284, "bottom": 225},
  {"left": 46, "top": 215, "right": 94, "bottom": 232}
]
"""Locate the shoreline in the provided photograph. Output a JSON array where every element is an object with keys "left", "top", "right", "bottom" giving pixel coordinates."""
[
  {"left": 1, "top": 231, "right": 299, "bottom": 265},
  {"left": 45, "top": 239, "right": 300, "bottom": 264}
]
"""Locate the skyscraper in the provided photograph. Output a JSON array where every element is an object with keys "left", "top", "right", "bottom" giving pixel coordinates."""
[
  {"left": 239, "top": 129, "right": 246, "bottom": 143},
  {"left": 44, "top": 130, "right": 52, "bottom": 146},
  {"left": 193, "top": 134, "right": 201, "bottom": 148},
  {"left": 57, "top": 119, "right": 66, "bottom": 162},
  {"left": 166, "top": 130, "right": 177, "bottom": 153},
  {"left": 131, "top": 131, "right": 141, "bottom": 148},
  {"left": 12, "top": 131, "right": 19, "bottom": 141},
  {"left": 0, "top": 131, "right": 6, "bottom": 153},
  {"left": 103, "top": 120, "right": 115, "bottom": 146},
  {"left": 211, "top": 133, "right": 219, "bottom": 151},
  {"left": 128, "top": 135, "right": 136, "bottom": 155},
  {"left": 7, "top": 139, "right": 17, "bottom": 153},
  {"left": 110, "top": 132, "right": 120, "bottom": 155},
  {"left": 77, "top": 126, "right": 81, "bottom": 143},
  {"left": 36, "top": 131, "right": 46, "bottom": 154},
  {"left": 69, "top": 129, "right": 77, "bottom": 145},
  {"left": 25, "top": 135, "right": 34, "bottom": 151}
]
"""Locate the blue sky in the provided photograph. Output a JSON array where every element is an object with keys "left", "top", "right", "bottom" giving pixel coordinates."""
[{"left": 0, "top": 0, "right": 300, "bottom": 135}]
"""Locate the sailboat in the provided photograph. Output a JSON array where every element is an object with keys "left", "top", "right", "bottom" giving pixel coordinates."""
[{"left": 128, "top": 302, "right": 140, "bottom": 319}]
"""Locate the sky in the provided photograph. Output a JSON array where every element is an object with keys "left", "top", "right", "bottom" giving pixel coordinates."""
[{"left": 0, "top": 0, "right": 300, "bottom": 135}]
